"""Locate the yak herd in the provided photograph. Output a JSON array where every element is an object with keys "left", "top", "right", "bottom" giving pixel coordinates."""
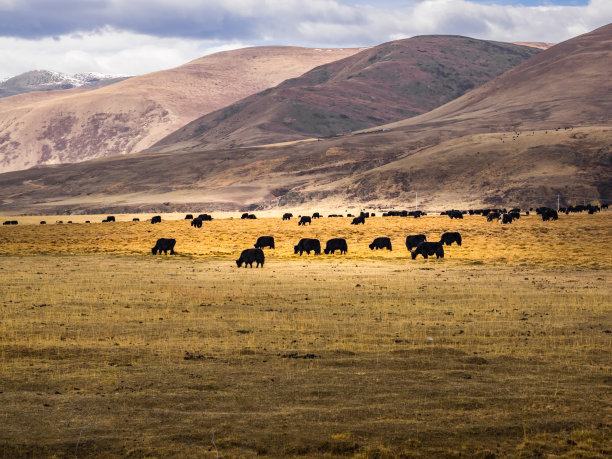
[
  {"left": 1, "top": 204, "right": 605, "bottom": 268},
  {"left": 149, "top": 210, "right": 469, "bottom": 268},
  {"left": 230, "top": 230, "right": 460, "bottom": 268},
  {"left": 148, "top": 205, "right": 607, "bottom": 268}
]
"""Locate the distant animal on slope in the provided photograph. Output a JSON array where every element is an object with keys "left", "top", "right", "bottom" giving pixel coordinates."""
[
  {"left": 152, "top": 238, "right": 176, "bottom": 255},
  {"left": 151, "top": 215, "right": 162, "bottom": 224},
  {"left": 282, "top": 213, "right": 293, "bottom": 221},
  {"left": 191, "top": 218, "right": 202, "bottom": 228},
  {"left": 351, "top": 215, "right": 365, "bottom": 225},
  {"left": 236, "top": 248, "right": 265, "bottom": 268}
]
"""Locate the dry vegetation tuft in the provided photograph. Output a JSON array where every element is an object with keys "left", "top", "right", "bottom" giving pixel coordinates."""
[{"left": 0, "top": 213, "right": 610, "bottom": 457}]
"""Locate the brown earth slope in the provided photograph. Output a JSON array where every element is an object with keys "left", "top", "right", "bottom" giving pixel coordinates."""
[
  {"left": 0, "top": 46, "right": 359, "bottom": 173},
  {"left": 151, "top": 36, "right": 541, "bottom": 152},
  {"left": 0, "top": 25, "right": 610, "bottom": 214}
]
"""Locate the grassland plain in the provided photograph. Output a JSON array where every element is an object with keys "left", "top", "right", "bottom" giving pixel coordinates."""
[{"left": 0, "top": 213, "right": 610, "bottom": 458}]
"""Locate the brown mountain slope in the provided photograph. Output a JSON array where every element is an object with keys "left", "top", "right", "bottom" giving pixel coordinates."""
[
  {"left": 0, "top": 46, "right": 359, "bottom": 173},
  {"left": 0, "top": 25, "right": 610, "bottom": 214},
  {"left": 511, "top": 42, "right": 555, "bottom": 50},
  {"left": 151, "top": 37, "right": 541, "bottom": 152},
  {"left": 381, "top": 24, "right": 612, "bottom": 132}
]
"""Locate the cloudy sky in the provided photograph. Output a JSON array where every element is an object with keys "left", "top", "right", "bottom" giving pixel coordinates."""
[{"left": 0, "top": 0, "right": 610, "bottom": 79}]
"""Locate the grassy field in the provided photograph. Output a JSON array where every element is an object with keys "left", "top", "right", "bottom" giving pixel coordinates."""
[{"left": 0, "top": 213, "right": 610, "bottom": 457}]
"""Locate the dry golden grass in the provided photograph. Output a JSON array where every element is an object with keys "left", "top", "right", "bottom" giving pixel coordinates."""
[
  {"left": 0, "top": 213, "right": 610, "bottom": 457},
  {"left": 1, "top": 213, "right": 611, "bottom": 269}
]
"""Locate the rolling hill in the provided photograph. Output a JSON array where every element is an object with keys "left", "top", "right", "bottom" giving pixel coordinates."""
[
  {"left": 0, "top": 46, "right": 360, "bottom": 173},
  {"left": 151, "top": 36, "right": 541, "bottom": 152},
  {"left": 0, "top": 24, "right": 610, "bottom": 214}
]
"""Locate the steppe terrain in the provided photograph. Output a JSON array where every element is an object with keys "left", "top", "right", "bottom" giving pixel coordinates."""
[
  {"left": 0, "top": 212, "right": 610, "bottom": 457},
  {"left": 0, "top": 46, "right": 360, "bottom": 173}
]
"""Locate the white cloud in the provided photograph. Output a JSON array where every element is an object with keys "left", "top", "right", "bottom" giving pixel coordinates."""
[
  {"left": 0, "top": 28, "right": 245, "bottom": 79},
  {"left": 0, "top": 1, "right": 610, "bottom": 79}
]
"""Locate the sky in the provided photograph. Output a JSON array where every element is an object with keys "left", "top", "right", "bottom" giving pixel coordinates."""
[{"left": 0, "top": 0, "right": 609, "bottom": 79}]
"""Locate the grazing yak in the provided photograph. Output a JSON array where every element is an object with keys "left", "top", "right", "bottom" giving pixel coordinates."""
[
  {"left": 241, "top": 213, "right": 256, "bottom": 219},
  {"left": 405, "top": 234, "right": 427, "bottom": 251},
  {"left": 236, "top": 248, "right": 265, "bottom": 268},
  {"left": 411, "top": 241, "right": 444, "bottom": 259},
  {"left": 440, "top": 232, "right": 462, "bottom": 246},
  {"left": 191, "top": 218, "right": 203, "bottom": 228},
  {"left": 152, "top": 238, "right": 176, "bottom": 255},
  {"left": 351, "top": 215, "right": 365, "bottom": 225},
  {"left": 298, "top": 216, "right": 312, "bottom": 226},
  {"left": 500, "top": 213, "right": 513, "bottom": 224},
  {"left": 294, "top": 238, "right": 321, "bottom": 255},
  {"left": 104, "top": 216, "right": 115, "bottom": 222},
  {"left": 133, "top": 218, "right": 140, "bottom": 222},
  {"left": 185, "top": 214, "right": 193, "bottom": 220},
  {"left": 324, "top": 238, "right": 348, "bottom": 254},
  {"left": 312, "top": 212, "right": 321, "bottom": 219},
  {"left": 282, "top": 213, "right": 293, "bottom": 221},
  {"left": 369, "top": 237, "right": 392, "bottom": 251},
  {"left": 197, "top": 214, "right": 213, "bottom": 221},
  {"left": 40, "top": 221, "right": 46, "bottom": 225},
  {"left": 151, "top": 215, "right": 162, "bottom": 224},
  {"left": 541, "top": 208, "right": 559, "bottom": 221},
  {"left": 3, "top": 220, "right": 18, "bottom": 225},
  {"left": 254, "top": 236, "right": 275, "bottom": 249},
  {"left": 487, "top": 211, "right": 501, "bottom": 222},
  {"left": 442, "top": 210, "right": 463, "bottom": 219},
  {"left": 383, "top": 210, "right": 409, "bottom": 217}
]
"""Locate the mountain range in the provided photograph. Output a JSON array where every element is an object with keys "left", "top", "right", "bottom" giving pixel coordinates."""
[
  {"left": 150, "top": 36, "right": 540, "bottom": 153},
  {"left": 0, "top": 47, "right": 360, "bottom": 173},
  {"left": 0, "top": 24, "right": 610, "bottom": 214},
  {"left": 0, "top": 70, "right": 131, "bottom": 98}
]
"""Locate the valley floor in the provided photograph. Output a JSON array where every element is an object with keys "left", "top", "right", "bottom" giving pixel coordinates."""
[{"left": 0, "top": 215, "right": 610, "bottom": 457}]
